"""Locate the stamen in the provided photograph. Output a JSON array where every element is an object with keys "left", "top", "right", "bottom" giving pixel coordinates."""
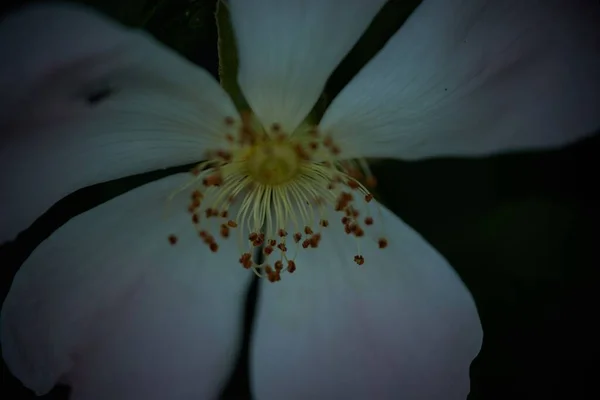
[{"left": 166, "top": 114, "right": 388, "bottom": 282}]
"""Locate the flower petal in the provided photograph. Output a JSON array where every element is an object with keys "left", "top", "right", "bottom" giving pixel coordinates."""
[
  {"left": 249, "top": 203, "right": 481, "bottom": 399},
  {"left": 0, "top": 4, "right": 239, "bottom": 242},
  {"left": 1, "top": 174, "right": 252, "bottom": 398},
  {"left": 230, "top": 0, "right": 386, "bottom": 132},
  {"left": 320, "top": 0, "right": 600, "bottom": 160}
]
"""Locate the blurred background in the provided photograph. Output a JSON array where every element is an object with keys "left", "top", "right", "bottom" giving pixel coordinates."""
[{"left": 1, "top": 0, "right": 598, "bottom": 399}]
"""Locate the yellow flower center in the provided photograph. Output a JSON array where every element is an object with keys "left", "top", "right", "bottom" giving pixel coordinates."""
[
  {"left": 246, "top": 141, "right": 299, "bottom": 185},
  {"left": 167, "top": 112, "right": 387, "bottom": 282}
]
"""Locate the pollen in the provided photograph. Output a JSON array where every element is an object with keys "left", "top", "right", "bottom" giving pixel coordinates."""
[{"left": 166, "top": 111, "right": 388, "bottom": 282}]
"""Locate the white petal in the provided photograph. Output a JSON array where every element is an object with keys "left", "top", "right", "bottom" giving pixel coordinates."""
[
  {"left": 320, "top": 0, "right": 600, "bottom": 160},
  {"left": 250, "top": 204, "right": 481, "bottom": 399},
  {"left": 1, "top": 174, "right": 252, "bottom": 398},
  {"left": 230, "top": 0, "right": 386, "bottom": 132},
  {"left": 0, "top": 3, "right": 239, "bottom": 242}
]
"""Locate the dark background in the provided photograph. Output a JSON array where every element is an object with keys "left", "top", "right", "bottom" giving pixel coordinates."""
[{"left": 1, "top": 0, "right": 598, "bottom": 399}]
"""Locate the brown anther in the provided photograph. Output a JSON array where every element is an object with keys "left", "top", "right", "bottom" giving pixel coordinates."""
[
  {"left": 287, "top": 260, "right": 297, "bottom": 273},
  {"left": 224, "top": 116, "right": 235, "bottom": 126},
  {"left": 249, "top": 233, "right": 258, "bottom": 242},
  {"left": 267, "top": 270, "right": 280, "bottom": 283},
  {"left": 319, "top": 219, "right": 329, "bottom": 227},
  {"left": 216, "top": 150, "right": 232, "bottom": 162},
  {"left": 365, "top": 193, "right": 374, "bottom": 203},
  {"left": 309, "top": 236, "right": 320, "bottom": 248},
  {"left": 304, "top": 226, "right": 313, "bottom": 235},
  {"left": 271, "top": 123, "right": 281, "bottom": 132},
  {"left": 199, "top": 231, "right": 209, "bottom": 239},
  {"left": 209, "top": 242, "right": 219, "bottom": 252},
  {"left": 274, "top": 260, "right": 283, "bottom": 271},
  {"left": 347, "top": 168, "right": 363, "bottom": 180},
  {"left": 309, "top": 142, "right": 318, "bottom": 150},
  {"left": 239, "top": 253, "right": 253, "bottom": 269},
  {"left": 278, "top": 229, "right": 288, "bottom": 237},
  {"left": 365, "top": 217, "right": 374, "bottom": 225},
  {"left": 267, "top": 239, "right": 276, "bottom": 247},
  {"left": 330, "top": 145, "right": 341, "bottom": 155},
  {"left": 227, "top": 220, "right": 238, "bottom": 228},
  {"left": 293, "top": 232, "right": 302, "bottom": 243},
  {"left": 347, "top": 180, "right": 360, "bottom": 189},
  {"left": 277, "top": 243, "right": 288, "bottom": 252},
  {"left": 220, "top": 224, "right": 230, "bottom": 238},
  {"left": 205, "top": 208, "right": 214, "bottom": 218},
  {"left": 354, "top": 227, "right": 365, "bottom": 237},
  {"left": 220, "top": 210, "right": 228, "bottom": 218},
  {"left": 366, "top": 176, "right": 377, "bottom": 188},
  {"left": 264, "top": 246, "right": 274, "bottom": 255},
  {"left": 341, "top": 216, "right": 349, "bottom": 224},
  {"left": 203, "top": 173, "right": 223, "bottom": 187},
  {"left": 192, "top": 214, "right": 200, "bottom": 224},
  {"left": 192, "top": 190, "right": 202, "bottom": 200},
  {"left": 344, "top": 224, "right": 352, "bottom": 234},
  {"left": 293, "top": 144, "right": 310, "bottom": 160},
  {"left": 378, "top": 238, "right": 388, "bottom": 249},
  {"left": 225, "top": 133, "right": 235, "bottom": 143},
  {"left": 354, "top": 255, "right": 365, "bottom": 265},
  {"left": 266, "top": 273, "right": 279, "bottom": 283},
  {"left": 302, "top": 239, "right": 310, "bottom": 249},
  {"left": 168, "top": 234, "right": 178, "bottom": 245}
]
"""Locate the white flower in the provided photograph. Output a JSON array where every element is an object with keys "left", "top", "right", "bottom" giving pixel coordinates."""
[{"left": 0, "top": 1, "right": 598, "bottom": 399}]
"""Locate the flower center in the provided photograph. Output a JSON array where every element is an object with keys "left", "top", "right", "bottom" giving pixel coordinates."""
[
  {"left": 166, "top": 112, "right": 388, "bottom": 282},
  {"left": 246, "top": 141, "right": 300, "bottom": 185}
]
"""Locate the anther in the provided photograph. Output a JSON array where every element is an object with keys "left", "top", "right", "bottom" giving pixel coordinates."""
[
  {"left": 168, "top": 234, "right": 178, "bottom": 245},
  {"left": 287, "top": 260, "right": 297, "bottom": 273},
  {"left": 378, "top": 238, "right": 388, "bottom": 249},
  {"left": 220, "top": 224, "right": 230, "bottom": 238},
  {"left": 354, "top": 255, "right": 365, "bottom": 265}
]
